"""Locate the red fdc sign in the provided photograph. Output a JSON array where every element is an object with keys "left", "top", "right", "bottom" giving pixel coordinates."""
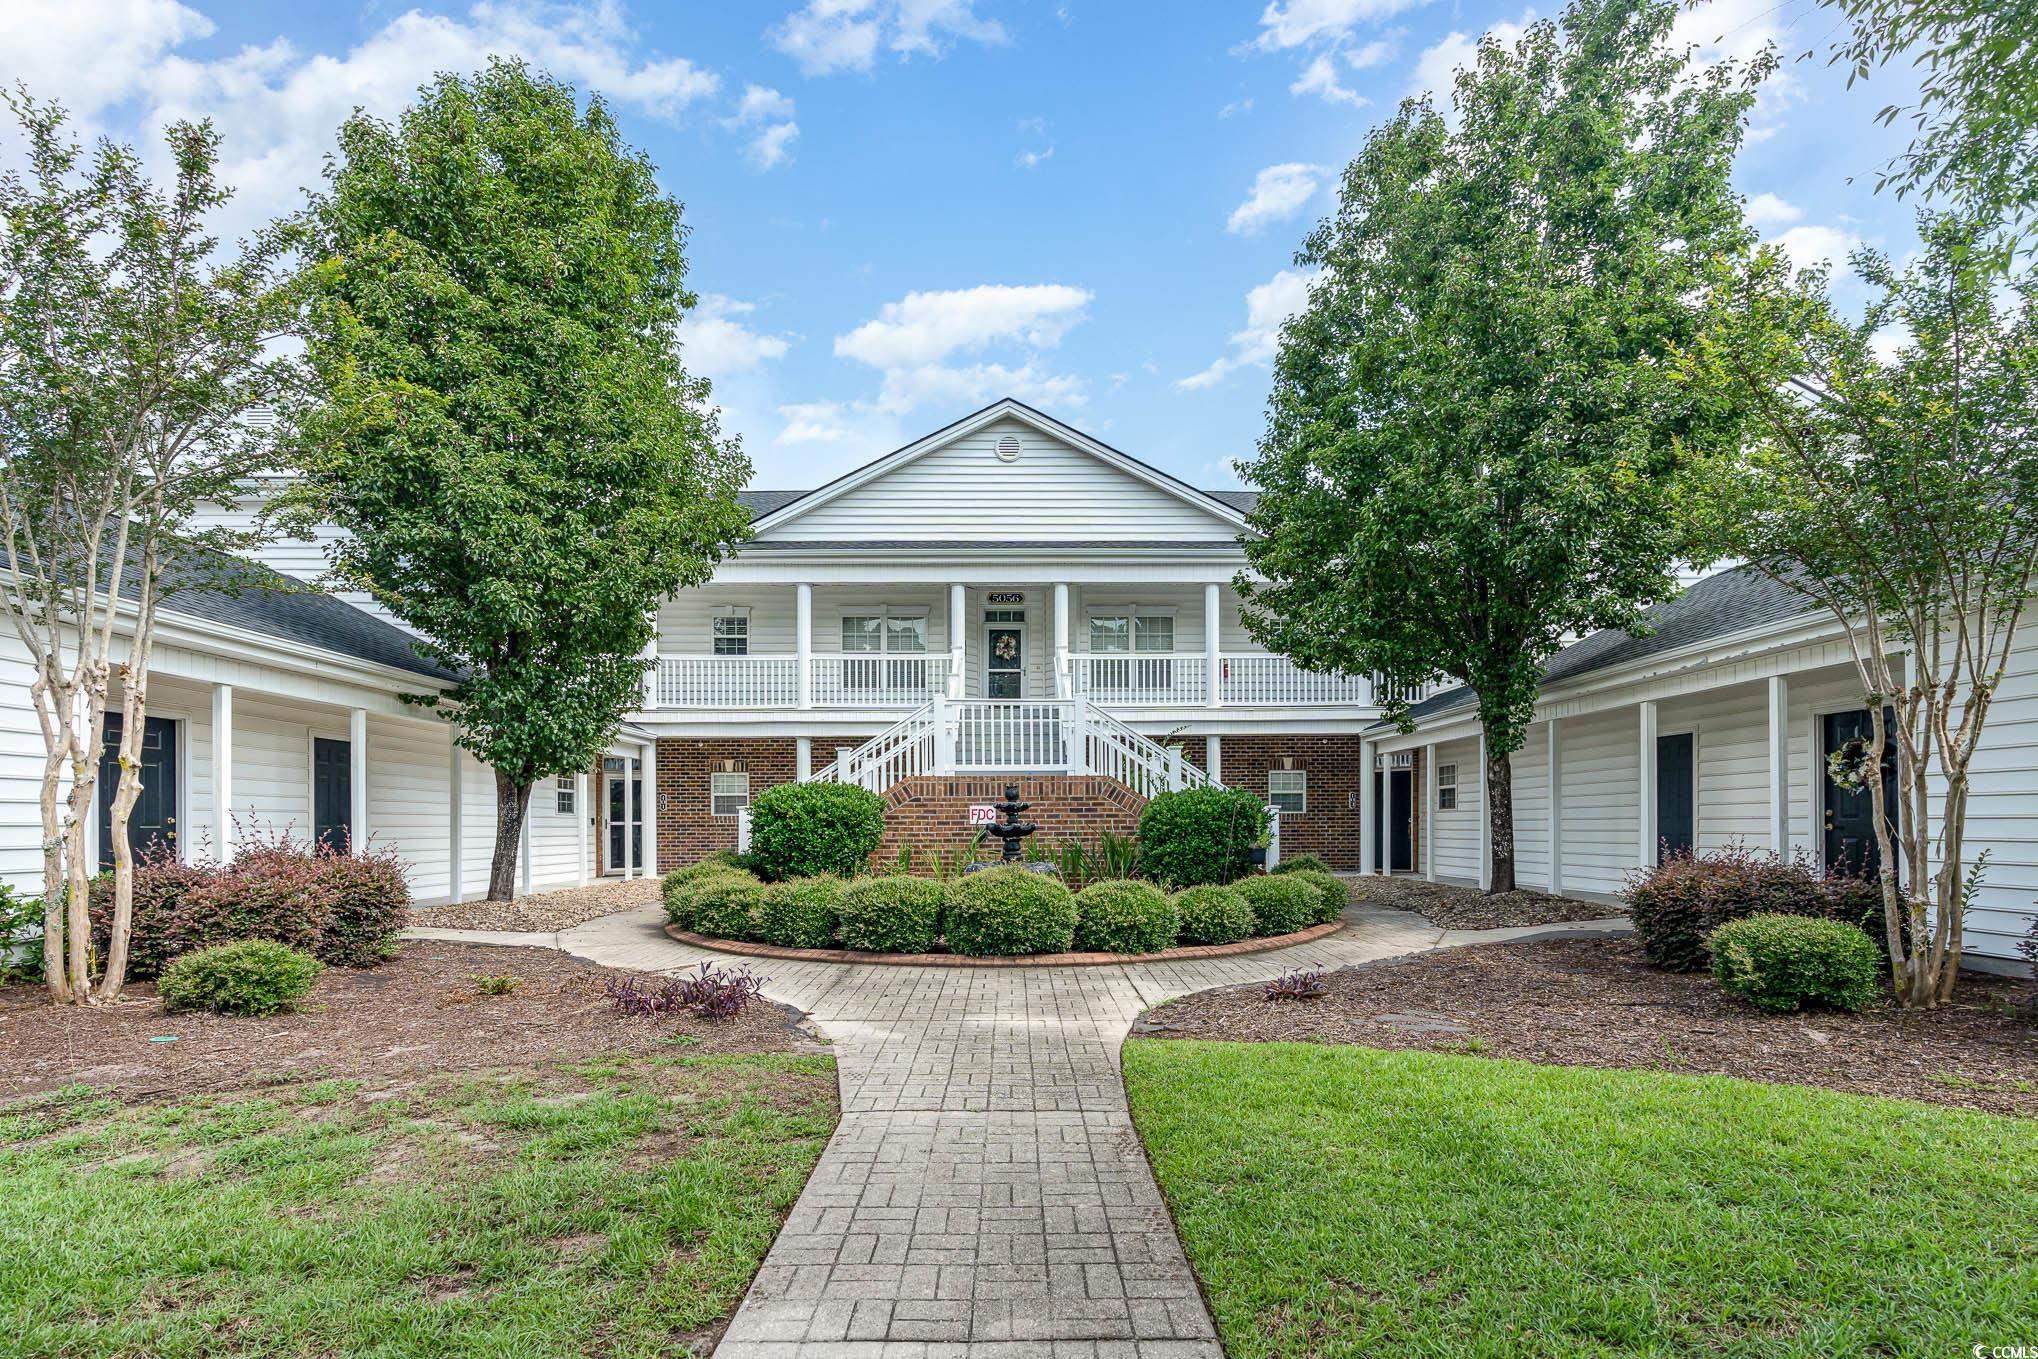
[{"left": 967, "top": 804, "right": 998, "bottom": 825}]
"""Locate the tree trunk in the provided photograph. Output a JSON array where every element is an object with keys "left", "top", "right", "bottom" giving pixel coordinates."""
[
  {"left": 95, "top": 684, "right": 149, "bottom": 1002},
  {"left": 488, "top": 772, "right": 533, "bottom": 901},
  {"left": 1486, "top": 747, "right": 1516, "bottom": 894}
]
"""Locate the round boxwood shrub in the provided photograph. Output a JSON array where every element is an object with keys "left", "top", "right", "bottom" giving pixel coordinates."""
[
  {"left": 1708, "top": 914, "right": 1883, "bottom": 1014},
  {"left": 758, "top": 877, "right": 844, "bottom": 950},
  {"left": 943, "top": 867, "right": 1077, "bottom": 957},
  {"left": 1137, "top": 787, "right": 1270, "bottom": 889},
  {"left": 838, "top": 875, "right": 946, "bottom": 953},
  {"left": 157, "top": 939, "right": 323, "bottom": 1017},
  {"left": 1072, "top": 880, "right": 1178, "bottom": 955},
  {"left": 1232, "top": 875, "right": 1318, "bottom": 938},
  {"left": 685, "top": 870, "right": 768, "bottom": 941},
  {"left": 1173, "top": 885, "right": 1255, "bottom": 945},
  {"left": 1626, "top": 846, "right": 1887, "bottom": 972},
  {"left": 1279, "top": 868, "right": 1348, "bottom": 926},
  {"left": 747, "top": 782, "right": 886, "bottom": 880},
  {"left": 1269, "top": 853, "right": 1331, "bottom": 876}
]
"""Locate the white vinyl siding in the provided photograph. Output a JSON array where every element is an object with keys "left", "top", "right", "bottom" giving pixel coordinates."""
[
  {"left": 1511, "top": 726, "right": 1551, "bottom": 891},
  {"left": 1553, "top": 709, "right": 1640, "bottom": 897},
  {"left": 1428, "top": 737, "right": 1482, "bottom": 883}
]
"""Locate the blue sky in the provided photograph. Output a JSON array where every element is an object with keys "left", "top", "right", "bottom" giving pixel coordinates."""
[{"left": 4, "top": 0, "right": 1927, "bottom": 490}]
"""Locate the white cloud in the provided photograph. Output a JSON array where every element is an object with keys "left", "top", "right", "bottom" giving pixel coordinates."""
[
  {"left": 1744, "top": 192, "right": 1801, "bottom": 229},
  {"left": 1290, "top": 53, "right": 1367, "bottom": 106},
  {"left": 749, "top": 120, "right": 800, "bottom": 168},
  {"left": 1411, "top": 12, "right": 1534, "bottom": 107},
  {"left": 682, "top": 294, "right": 792, "bottom": 379},
  {"left": 731, "top": 82, "right": 797, "bottom": 122},
  {"left": 1670, "top": 0, "right": 1802, "bottom": 134},
  {"left": 1252, "top": 0, "right": 1424, "bottom": 51},
  {"left": 873, "top": 360, "right": 1086, "bottom": 415},
  {"left": 724, "top": 83, "right": 800, "bottom": 169},
  {"left": 1016, "top": 146, "right": 1054, "bottom": 169},
  {"left": 772, "top": 0, "right": 1005, "bottom": 76},
  {"left": 1179, "top": 268, "right": 1319, "bottom": 390},
  {"left": 0, "top": 0, "right": 213, "bottom": 118},
  {"left": 1226, "top": 162, "right": 1324, "bottom": 236},
  {"left": 835, "top": 284, "right": 1092, "bottom": 368},
  {"left": 1218, "top": 96, "right": 1255, "bottom": 118},
  {"left": 777, "top": 400, "right": 858, "bottom": 444},
  {"left": 1770, "top": 224, "right": 1861, "bottom": 277},
  {"left": 1345, "top": 35, "right": 1398, "bottom": 67}
]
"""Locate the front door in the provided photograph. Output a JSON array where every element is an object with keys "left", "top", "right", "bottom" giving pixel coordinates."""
[
  {"left": 312, "top": 737, "right": 353, "bottom": 853},
  {"left": 99, "top": 714, "right": 178, "bottom": 869},
  {"left": 985, "top": 624, "right": 1024, "bottom": 699},
  {"left": 1388, "top": 768, "right": 1414, "bottom": 872},
  {"left": 606, "top": 766, "right": 642, "bottom": 873},
  {"left": 1822, "top": 709, "right": 1898, "bottom": 876},
  {"left": 1655, "top": 732, "right": 1695, "bottom": 862}
]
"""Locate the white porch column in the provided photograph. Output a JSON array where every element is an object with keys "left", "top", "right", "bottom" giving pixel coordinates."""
[
  {"left": 1207, "top": 733, "right": 1223, "bottom": 786},
  {"left": 1357, "top": 737, "right": 1376, "bottom": 876},
  {"left": 1053, "top": 582, "right": 1071, "bottom": 697},
  {"left": 1767, "top": 675, "right": 1790, "bottom": 855},
  {"left": 1477, "top": 730, "right": 1493, "bottom": 890},
  {"left": 210, "top": 684, "right": 233, "bottom": 865},
  {"left": 1203, "top": 582, "right": 1222, "bottom": 708},
  {"left": 948, "top": 583, "right": 966, "bottom": 698},
  {"left": 349, "top": 707, "right": 369, "bottom": 849},
  {"left": 796, "top": 736, "right": 812, "bottom": 781},
  {"left": 623, "top": 754, "right": 638, "bottom": 879},
  {"left": 639, "top": 739, "right": 658, "bottom": 877},
  {"left": 796, "top": 583, "right": 814, "bottom": 710},
  {"left": 1637, "top": 700, "right": 1658, "bottom": 867},
  {"left": 576, "top": 771, "right": 591, "bottom": 886},
  {"left": 1546, "top": 718, "right": 1564, "bottom": 897},
  {"left": 1423, "top": 744, "right": 1437, "bottom": 882},
  {"left": 448, "top": 743, "right": 464, "bottom": 904}
]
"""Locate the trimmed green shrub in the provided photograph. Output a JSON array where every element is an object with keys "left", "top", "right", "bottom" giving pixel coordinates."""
[
  {"left": 838, "top": 875, "right": 946, "bottom": 953},
  {"left": 684, "top": 869, "right": 768, "bottom": 941},
  {"left": 1233, "top": 875, "right": 1318, "bottom": 938},
  {"left": 157, "top": 939, "right": 323, "bottom": 1017},
  {"left": 758, "top": 877, "right": 844, "bottom": 950},
  {"left": 943, "top": 867, "right": 1077, "bottom": 957},
  {"left": 1138, "top": 787, "right": 1270, "bottom": 888},
  {"left": 1626, "top": 845, "right": 1890, "bottom": 972},
  {"left": 1173, "top": 885, "right": 1256, "bottom": 945},
  {"left": 747, "top": 782, "right": 886, "bottom": 880},
  {"left": 1072, "top": 880, "right": 1178, "bottom": 955},
  {"left": 1708, "top": 914, "right": 1884, "bottom": 1014},
  {"left": 1270, "top": 853, "right": 1332, "bottom": 876},
  {"left": 1280, "top": 869, "right": 1348, "bottom": 925}
]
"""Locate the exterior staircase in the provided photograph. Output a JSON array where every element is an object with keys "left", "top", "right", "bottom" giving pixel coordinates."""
[{"left": 808, "top": 696, "right": 1219, "bottom": 797}]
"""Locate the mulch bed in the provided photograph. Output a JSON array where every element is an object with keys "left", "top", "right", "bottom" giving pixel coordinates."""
[
  {"left": 1135, "top": 934, "right": 2038, "bottom": 1117},
  {"left": 1347, "top": 874, "right": 1627, "bottom": 929},
  {"left": 409, "top": 877, "right": 662, "bottom": 932},
  {"left": 0, "top": 942, "right": 817, "bottom": 1105}
]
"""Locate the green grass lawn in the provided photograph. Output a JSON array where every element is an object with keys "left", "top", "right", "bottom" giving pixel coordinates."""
[
  {"left": 1124, "top": 1040, "right": 2038, "bottom": 1359},
  {"left": 1, "top": 1051, "right": 836, "bottom": 1358}
]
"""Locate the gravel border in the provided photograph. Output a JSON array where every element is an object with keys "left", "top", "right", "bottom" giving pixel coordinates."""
[
  {"left": 1347, "top": 873, "right": 1626, "bottom": 929},
  {"left": 409, "top": 877, "right": 661, "bottom": 933}
]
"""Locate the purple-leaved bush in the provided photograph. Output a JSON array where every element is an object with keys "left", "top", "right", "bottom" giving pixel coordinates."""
[{"left": 605, "top": 962, "right": 766, "bottom": 1020}]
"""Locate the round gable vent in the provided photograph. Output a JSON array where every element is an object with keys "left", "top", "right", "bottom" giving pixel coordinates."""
[{"left": 994, "top": 433, "right": 1022, "bottom": 463}]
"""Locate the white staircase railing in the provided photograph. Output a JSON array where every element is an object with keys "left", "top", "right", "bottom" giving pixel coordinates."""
[{"left": 808, "top": 696, "right": 1222, "bottom": 795}]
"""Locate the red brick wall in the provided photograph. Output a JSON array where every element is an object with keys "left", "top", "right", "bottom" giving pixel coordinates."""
[
  {"left": 1217, "top": 734, "right": 1366, "bottom": 870},
  {"left": 650, "top": 736, "right": 869, "bottom": 871},
  {"left": 875, "top": 775, "right": 1147, "bottom": 873}
]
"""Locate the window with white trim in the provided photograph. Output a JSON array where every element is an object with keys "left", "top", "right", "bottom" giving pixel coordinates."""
[
  {"left": 840, "top": 610, "right": 929, "bottom": 693},
  {"left": 1269, "top": 769, "right": 1307, "bottom": 815},
  {"left": 710, "top": 771, "right": 750, "bottom": 817},
  {"left": 712, "top": 612, "right": 749, "bottom": 656},
  {"left": 556, "top": 776, "right": 577, "bottom": 815},
  {"left": 1086, "top": 612, "right": 1176, "bottom": 694},
  {"left": 1436, "top": 762, "right": 1457, "bottom": 811}
]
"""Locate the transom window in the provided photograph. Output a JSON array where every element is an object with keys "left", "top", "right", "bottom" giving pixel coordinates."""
[
  {"left": 710, "top": 771, "right": 750, "bottom": 817},
  {"left": 711, "top": 613, "right": 749, "bottom": 657},
  {"left": 1269, "top": 769, "right": 1307, "bottom": 815},
  {"left": 1436, "top": 762, "right": 1458, "bottom": 811}
]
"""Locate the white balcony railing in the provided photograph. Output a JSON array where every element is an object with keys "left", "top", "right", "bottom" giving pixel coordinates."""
[
  {"left": 1070, "top": 653, "right": 1208, "bottom": 705},
  {"left": 1218, "top": 653, "right": 1375, "bottom": 706},
  {"left": 656, "top": 655, "right": 801, "bottom": 708},
  {"left": 812, "top": 653, "right": 952, "bottom": 707}
]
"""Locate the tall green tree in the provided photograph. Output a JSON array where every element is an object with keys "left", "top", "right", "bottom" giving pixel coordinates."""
[
  {"left": 1238, "top": 0, "right": 1768, "bottom": 892},
  {"left": 294, "top": 60, "right": 749, "bottom": 900},
  {"left": 1823, "top": 0, "right": 2038, "bottom": 225},
  {"left": 1680, "top": 214, "right": 2038, "bottom": 1007},
  {"left": 0, "top": 91, "right": 293, "bottom": 1002}
]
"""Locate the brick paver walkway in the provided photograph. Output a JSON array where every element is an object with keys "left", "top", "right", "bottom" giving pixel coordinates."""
[{"left": 410, "top": 900, "right": 1625, "bottom": 1358}]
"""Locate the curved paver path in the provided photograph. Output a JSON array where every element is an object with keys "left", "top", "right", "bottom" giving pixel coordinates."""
[{"left": 409, "top": 901, "right": 1626, "bottom": 1357}]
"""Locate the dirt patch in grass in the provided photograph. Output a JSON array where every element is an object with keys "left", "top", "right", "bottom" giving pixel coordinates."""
[
  {"left": 0, "top": 941, "right": 818, "bottom": 1105},
  {"left": 1347, "top": 874, "right": 1626, "bottom": 929},
  {"left": 411, "top": 877, "right": 663, "bottom": 933},
  {"left": 1135, "top": 934, "right": 2038, "bottom": 1116}
]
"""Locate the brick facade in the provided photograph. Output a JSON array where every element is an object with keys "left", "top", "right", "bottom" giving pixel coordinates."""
[
  {"left": 1217, "top": 733, "right": 1367, "bottom": 870},
  {"left": 876, "top": 775, "right": 1147, "bottom": 873},
  {"left": 648, "top": 736, "right": 867, "bottom": 872}
]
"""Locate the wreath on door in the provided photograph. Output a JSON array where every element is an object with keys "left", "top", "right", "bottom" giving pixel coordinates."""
[
  {"left": 1825, "top": 736, "right": 1876, "bottom": 793},
  {"left": 993, "top": 633, "right": 1019, "bottom": 662}
]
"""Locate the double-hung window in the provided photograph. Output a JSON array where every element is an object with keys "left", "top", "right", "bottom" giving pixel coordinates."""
[
  {"left": 1436, "top": 762, "right": 1458, "bottom": 811},
  {"left": 711, "top": 771, "right": 750, "bottom": 817},
  {"left": 711, "top": 612, "right": 749, "bottom": 657},
  {"left": 840, "top": 610, "right": 929, "bottom": 699},
  {"left": 1269, "top": 769, "right": 1307, "bottom": 815},
  {"left": 1086, "top": 611, "right": 1176, "bottom": 698},
  {"left": 555, "top": 776, "right": 577, "bottom": 815}
]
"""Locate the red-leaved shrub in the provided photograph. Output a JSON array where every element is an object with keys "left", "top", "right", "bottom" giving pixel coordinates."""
[{"left": 1624, "top": 842, "right": 1889, "bottom": 972}]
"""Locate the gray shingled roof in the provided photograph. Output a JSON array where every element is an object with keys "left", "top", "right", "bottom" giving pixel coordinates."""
[
  {"left": 1396, "top": 566, "right": 1823, "bottom": 724},
  {"left": 738, "top": 489, "right": 808, "bottom": 518}
]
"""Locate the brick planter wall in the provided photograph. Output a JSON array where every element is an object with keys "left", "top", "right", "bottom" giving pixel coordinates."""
[
  {"left": 1217, "top": 733, "right": 1366, "bottom": 870},
  {"left": 877, "top": 775, "right": 1147, "bottom": 874}
]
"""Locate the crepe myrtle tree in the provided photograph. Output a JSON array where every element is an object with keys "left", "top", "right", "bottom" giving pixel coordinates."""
[
  {"left": 1238, "top": 0, "right": 1766, "bottom": 892},
  {"left": 0, "top": 91, "right": 293, "bottom": 1002},
  {"left": 1679, "top": 213, "right": 2038, "bottom": 1007},
  {"left": 292, "top": 61, "right": 749, "bottom": 900}
]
